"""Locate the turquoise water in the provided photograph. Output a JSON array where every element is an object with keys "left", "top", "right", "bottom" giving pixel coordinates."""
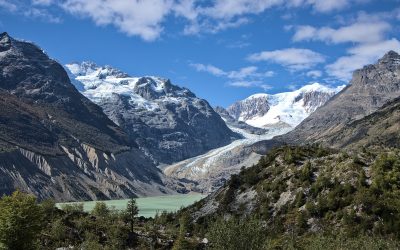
[{"left": 57, "top": 194, "right": 205, "bottom": 218}]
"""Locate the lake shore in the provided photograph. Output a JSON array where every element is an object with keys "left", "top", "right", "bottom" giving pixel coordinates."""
[{"left": 56, "top": 193, "right": 205, "bottom": 218}]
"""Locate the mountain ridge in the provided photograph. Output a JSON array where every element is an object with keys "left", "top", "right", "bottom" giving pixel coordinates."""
[
  {"left": 227, "top": 83, "right": 343, "bottom": 129},
  {"left": 0, "top": 33, "right": 179, "bottom": 201},
  {"left": 66, "top": 61, "right": 239, "bottom": 165}
]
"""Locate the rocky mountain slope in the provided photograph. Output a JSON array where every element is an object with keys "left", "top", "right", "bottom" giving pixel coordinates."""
[
  {"left": 214, "top": 106, "right": 267, "bottom": 135},
  {"left": 280, "top": 50, "right": 400, "bottom": 144},
  {"left": 323, "top": 96, "right": 400, "bottom": 148},
  {"left": 183, "top": 145, "right": 400, "bottom": 241},
  {"left": 66, "top": 62, "right": 238, "bottom": 164},
  {"left": 227, "top": 83, "right": 342, "bottom": 129},
  {"left": 0, "top": 32, "right": 177, "bottom": 201}
]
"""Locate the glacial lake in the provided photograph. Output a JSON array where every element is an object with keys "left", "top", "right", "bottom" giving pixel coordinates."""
[{"left": 57, "top": 193, "right": 205, "bottom": 218}]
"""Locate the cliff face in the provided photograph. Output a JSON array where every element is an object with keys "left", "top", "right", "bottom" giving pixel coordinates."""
[
  {"left": 0, "top": 32, "right": 177, "bottom": 201},
  {"left": 0, "top": 144, "right": 170, "bottom": 201}
]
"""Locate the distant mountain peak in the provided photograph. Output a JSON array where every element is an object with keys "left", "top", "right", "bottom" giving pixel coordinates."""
[
  {"left": 66, "top": 61, "right": 129, "bottom": 79},
  {"left": 0, "top": 32, "right": 12, "bottom": 52},
  {"left": 378, "top": 50, "right": 400, "bottom": 68},
  {"left": 380, "top": 50, "right": 400, "bottom": 61},
  {"left": 227, "top": 83, "right": 341, "bottom": 129}
]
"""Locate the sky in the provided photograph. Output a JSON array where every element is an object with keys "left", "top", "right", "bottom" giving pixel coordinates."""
[{"left": 1, "top": 0, "right": 400, "bottom": 107}]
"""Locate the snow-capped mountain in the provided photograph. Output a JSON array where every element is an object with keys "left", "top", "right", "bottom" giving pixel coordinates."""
[
  {"left": 65, "top": 62, "right": 238, "bottom": 164},
  {"left": 227, "top": 83, "right": 344, "bottom": 129}
]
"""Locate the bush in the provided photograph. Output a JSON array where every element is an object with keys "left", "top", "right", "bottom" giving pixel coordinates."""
[
  {"left": 207, "top": 217, "right": 266, "bottom": 250},
  {"left": 0, "top": 191, "right": 46, "bottom": 250}
]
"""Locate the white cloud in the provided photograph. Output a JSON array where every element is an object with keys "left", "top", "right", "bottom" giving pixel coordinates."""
[
  {"left": 172, "top": 0, "right": 198, "bottom": 21},
  {"left": 229, "top": 80, "right": 272, "bottom": 90},
  {"left": 180, "top": 0, "right": 362, "bottom": 36},
  {"left": 24, "top": 8, "right": 61, "bottom": 23},
  {"left": 191, "top": 63, "right": 274, "bottom": 90},
  {"left": 0, "top": 0, "right": 371, "bottom": 40},
  {"left": 190, "top": 63, "right": 226, "bottom": 77},
  {"left": 183, "top": 17, "right": 249, "bottom": 35},
  {"left": 32, "top": 0, "right": 54, "bottom": 6},
  {"left": 292, "top": 21, "right": 391, "bottom": 44},
  {"left": 291, "top": 12, "right": 399, "bottom": 82},
  {"left": 226, "top": 41, "right": 251, "bottom": 49},
  {"left": 0, "top": 0, "right": 61, "bottom": 23},
  {"left": 287, "top": 0, "right": 366, "bottom": 13},
  {"left": 191, "top": 63, "right": 274, "bottom": 80},
  {"left": 61, "top": 0, "right": 174, "bottom": 41},
  {"left": 0, "top": 0, "right": 17, "bottom": 12},
  {"left": 306, "top": 70, "right": 322, "bottom": 78},
  {"left": 248, "top": 48, "right": 325, "bottom": 70},
  {"left": 306, "top": 0, "right": 350, "bottom": 13},
  {"left": 200, "top": 0, "right": 282, "bottom": 20},
  {"left": 326, "top": 39, "right": 400, "bottom": 81}
]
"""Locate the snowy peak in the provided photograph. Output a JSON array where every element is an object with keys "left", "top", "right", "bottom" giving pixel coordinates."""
[
  {"left": 66, "top": 61, "right": 129, "bottom": 78},
  {"left": 65, "top": 61, "right": 196, "bottom": 108},
  {"left": 227, "top": 83, "right": 343, "bottom": 129}
]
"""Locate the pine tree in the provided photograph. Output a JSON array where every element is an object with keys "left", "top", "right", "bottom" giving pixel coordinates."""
[
  {"left": 172, "top": 213, "right": 191, "bottom": 250},
  {"left": 125, "top": 198, "right": 139, "bottom": 233}
]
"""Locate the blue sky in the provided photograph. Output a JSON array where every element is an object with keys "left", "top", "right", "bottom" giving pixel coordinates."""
[{"left": 1, "top": 0, "right": 400, "bottom": 107}]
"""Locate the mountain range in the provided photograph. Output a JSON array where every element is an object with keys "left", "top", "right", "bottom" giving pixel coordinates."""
[
  {"left": 2, "top": 32, "right": 399, "bottom": 206},
  {"left": 65, "top": 62, "right": 238, "bottom": 165}
]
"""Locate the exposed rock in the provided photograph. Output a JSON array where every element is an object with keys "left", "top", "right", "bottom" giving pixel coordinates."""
[
  {"left": 65, "top": 62, "right": 239, "bottom": 164},
  {"left": 214, "top": 106, "right": 267, "bottom": 135}
]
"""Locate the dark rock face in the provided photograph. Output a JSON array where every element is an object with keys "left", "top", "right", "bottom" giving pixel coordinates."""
[
  {"left": 323, "top": 96, "right": 400, "bottom": 148},
  {"left": 280, "top": 50, "right": 400, "bottom": 144},
  {"left": 0, "top": 33, "right": 177, "bottom": 201},
  {"left": 214, "top": 106, "right": 267, "bottom": 135},
  {"left": 66, "top": 62, "right": 239, "bottom": 165},
  {"left": 227, "top": 95, "right": 270, "bottom": 121}
]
